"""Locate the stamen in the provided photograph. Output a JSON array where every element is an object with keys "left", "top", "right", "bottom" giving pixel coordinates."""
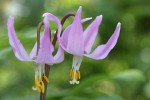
[
  {"left": 37, "top": 86, "right": 42, "bottom": 93},
  {"left": 32, "top": 64, "right": 47, "bottom": 93},
  {"left": 35, "top": 78, "right": 40, "bottom": 87},
  {"left": 70, "top": 69, "right": 74, "bottom": 79},
  {"left": 32, "top": 78, "right": 42, "bottom": 93},
  {"left": 43, "top": 75, "right": 49, "bottom": 83},
  {"left": 69, "top": 69, "right": 81, "bottom": 84},
  {"left": 39, "top": 79, "right": 45, "bottom": 93},
  {"left": 75, "top": 70, "right": 80, "bottom": 80},
  {"left": 75, "top": 71, "right": 79, "bottom": 80},
  {"left": 32, "top": 77, "right": 46, "bottom": 93},
  {"left": 70, "top": 56, "right": 83, "bottom": 84},
  {"left": 77, "top": 70, "right": 80, "bottom": 79},
  {"left": 32, "top": 64, "right": 49, "bottom": 93}
]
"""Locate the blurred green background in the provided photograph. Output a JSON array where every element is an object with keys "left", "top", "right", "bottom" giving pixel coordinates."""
[{"left": 0, "top": 0, "right": 150, "bottom": 100}]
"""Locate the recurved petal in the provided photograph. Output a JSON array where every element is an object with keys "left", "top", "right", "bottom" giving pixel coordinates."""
[
  {"left": 29, "top": 34, "right": 44, "bottom": 60},
  {"left": 83, "top": 15, "right": 102, "bottom": 54},
  {"left": 66, "top": 6, "right": 84, "bottom": 56},
  {"left": 29, "top": 42, "right": 37, "bottom": 60},
  {"left": 43, "top": 12, "right": 62, "bottom": 41},
  {"left": 36, "top": 17, "right": 54, "bottom": 64},
  {"left": 53, "top": 46, "right": 64, "bottom": 64},
  {"left": 38, "top": 13, "right": 63, "bottom": 64},
  {"left": 60, "top": 17, "right": 92, "bottom": 51},
  {"left": 81, "top": 17, "right": 92, "bottom": 23},
  {"left": 84, "top": 23, "right": 121, "bottom": 60},
  {"left": 7, "top": 16, "right": 31, "bottom": 61}
]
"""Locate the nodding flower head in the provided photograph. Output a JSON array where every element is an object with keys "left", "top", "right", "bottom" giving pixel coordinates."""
[
  {"left": 58, "top": 6, "right": 121, "bottom": 84},
  {"left": 7, "top": 13, "right": 64, "bottom": 93}
]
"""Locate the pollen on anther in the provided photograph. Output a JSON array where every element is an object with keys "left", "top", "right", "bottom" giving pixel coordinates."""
[
  {"left": 40, "top": 80, "right": 45, "bottom": 93},
  {"left": 43, "top": 75, "right": 49, "bottom": 83},
  {"left": 70, "top": 69, "right": 74, "bottom": 79},
  {"left": 77, "top": 71, "right": 80, "bottom": 79}
]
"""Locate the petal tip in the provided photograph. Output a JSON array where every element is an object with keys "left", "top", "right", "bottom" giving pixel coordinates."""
[
  {"left": 8, "top": 16, "right": 14, "bottom": 22},
  {"left": 117, "top": 22, "right": 121, "bottom": 30},
  {"left": 99, "top": 15, "right": 103, "bottom": 18},
  {"left": 7, "top": 16, "right": 14, "bottom": 26},
  {"left": 87, "top": 17, "right": 92, "bottom": 20},
  {"left": 96, "top": 15, "right": 103, "bottom": 20},
  {"left": 79, "top": 6, "right": 82, "bottom": 9},
  {"left": 117, "top": 22, "right": 121, "bottom": 26},
  {"left": 8, "top": 16, "right": 14, "bottom": 19},
  {"left": 94, "top": 15, "right": 103, "bottom": 24},
  {"left": 78, "top": 6, "right": 82, "bottom": 13},
  {"left": 42, "top": 13, "right": 49, "bottom": 17}
]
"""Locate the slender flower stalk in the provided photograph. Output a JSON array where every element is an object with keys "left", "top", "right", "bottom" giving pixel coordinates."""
[
  {"left": 40, "top": 13, "right": 76, "bottom": 100},
  {"left": 58, "top": 6, "right": 121, "bottom": 84},
  {"left": 7, "top": 13, "right": 64, "bottom": 93}
]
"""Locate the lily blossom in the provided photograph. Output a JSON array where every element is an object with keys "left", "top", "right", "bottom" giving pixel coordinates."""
[
  {"left": 58, "top": 6, "right": 121, "bottom": 84},
  {"left": 7, "top": 13, "right": 64, "bottom": 93}
]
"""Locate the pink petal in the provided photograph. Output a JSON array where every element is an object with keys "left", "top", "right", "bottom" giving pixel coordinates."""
[
  {"left": 54, "top": 46, "right": 64, "bottom": 64},
  {"left": 36, "top": 16, "right": 55, "bottom": 64},
  {"left": 59, "top": 25, "right": 70, "bottom": 50},
  {"left": 43, "top": 12, "right": 62, "bottom": 40},
  {"left": 29, "top": 42, "right": 37, "bottom": 60},
  {"left": 7, "top": 16, "right": 31, "bottom": 61},
  {"left": 43, "top": 13, "right": 64, "bottom": 64},
  {"left": 81, "top": 17, "right": 92, "bottom": 23},
  {"left": 60, "top": 17, "right": 92, "bottom": 51},
  {"left": 66, "top": 6, "right": 84, "bottom": 56},
  {"left": 29, "top": 34, "right": 44, "bottom": 59},
  {"left": 36, "top": 13, "right": 63, "bottom": 65},
  {"left": 84, "top": 23, "right": 121, "bottom": 60},
  {"left": 83, "top": 15, "right": 102, "bottom": 54}
]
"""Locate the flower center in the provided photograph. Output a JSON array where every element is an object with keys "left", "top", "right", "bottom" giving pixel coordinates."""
[
  {"left": 32, "top": 64, "right": 49, "bottom": 93},
  {"left": 32, "top": 75, "right": 49, "bottom": 93},
  {"left": 70, "top": 68, "right": 81, "bottom": 84},
  {"left": 69, "top": 56, "right": 83, "bottom": 85}
]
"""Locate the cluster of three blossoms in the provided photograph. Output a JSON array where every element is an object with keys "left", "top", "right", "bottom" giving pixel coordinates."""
[{"left": 7, "top": 6, "right": 121, "bottom": 93}]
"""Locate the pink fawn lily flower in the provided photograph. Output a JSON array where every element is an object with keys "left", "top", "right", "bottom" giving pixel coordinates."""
[
  {"left": 58, "top": 6, "right": 121, "bottom": 84},
  {"left": 7, "top": 13, "right": 64, "bottom": 93}
]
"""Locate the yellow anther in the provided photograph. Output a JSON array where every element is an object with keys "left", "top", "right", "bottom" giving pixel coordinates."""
[
  {"left": 37, "top": 86, "right": 42, "bottom": 93},
  {"left": 39, "top": 78, "right": 42, "bottom": 82},
  {"left": 76, "top": 71, "right": 79, "bottom": 80},
  {"left": 75, "top": 70, "right": 80, "bottom": 80},
  {"left": 70, "top": 69, "right": 81, "bottom": 81},
  {"left": 75, "top": 73, "right": 78, "bottom": 80},
  {"left": 32, "top": 78, "right": 42, "bottom": 93},
  {"left": 39, "top": 79, "right": 45, "bottom": 93},
  {"left": 43, "top": 75, "right": 49, "bottom": 83},
  {"left": 32, "top": 78, "right": 45, "bottom": 93},
  {"left": 70, "top": 69, "right": 74, "bottom": 79},
  {"left": 35, "top": 78, "right": 40, "bottom": 87},
  {"left": 77, "top": 71, "right": 80, "bottom": 79}
]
